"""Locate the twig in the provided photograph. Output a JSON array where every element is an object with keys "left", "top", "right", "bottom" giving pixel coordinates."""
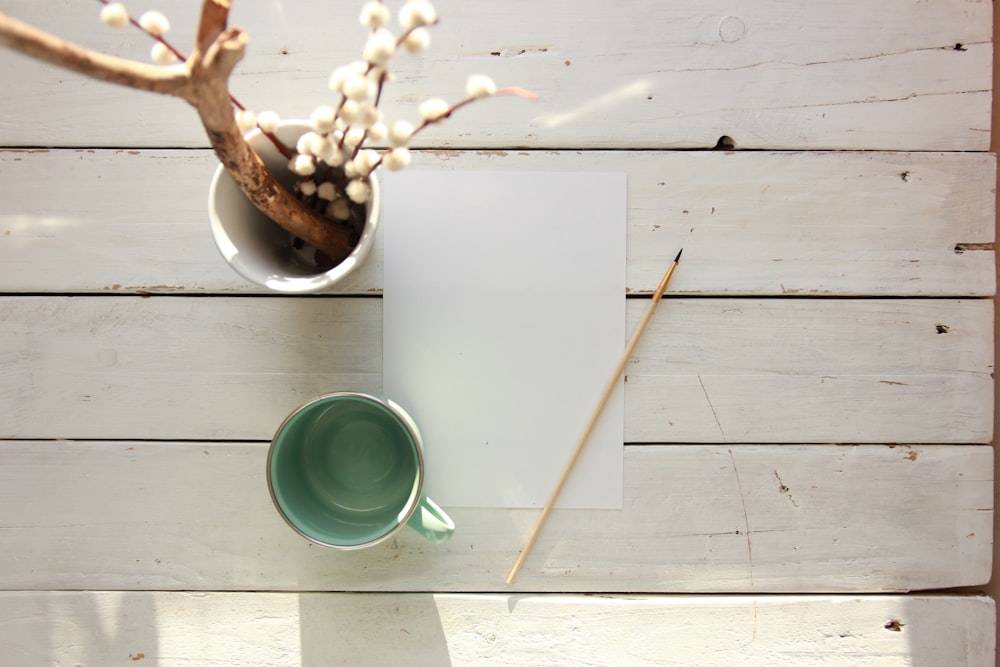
[
  {"left": 368, "top": 86, "right": 540, "bottom": 173},
  {"left": 505, "top": 248, "right": 684, "bottom": 585}
]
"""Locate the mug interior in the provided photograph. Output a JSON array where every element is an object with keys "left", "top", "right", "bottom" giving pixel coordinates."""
[{"left": 269, "top": 394, "right": 421, "bottom": 548}]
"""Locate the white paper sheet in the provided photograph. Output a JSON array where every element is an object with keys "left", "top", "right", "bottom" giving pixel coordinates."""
[{"left": 382, "top": 170, "right": 625, "bottom": 509}]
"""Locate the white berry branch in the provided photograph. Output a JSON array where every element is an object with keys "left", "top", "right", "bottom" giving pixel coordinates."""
[{"left": 0, "top": 0, "right": 538, "bottom": 266}]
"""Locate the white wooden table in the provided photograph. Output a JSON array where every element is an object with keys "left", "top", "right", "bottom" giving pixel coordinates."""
[{"left": 0, "top": 1, "right": 995, "bottom": 664}]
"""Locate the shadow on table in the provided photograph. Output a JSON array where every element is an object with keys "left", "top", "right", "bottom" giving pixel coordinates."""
[
  {"left": 8, "top": 591, "right": 161, "bottom": 665},
  {"left": 298, "top": 592, "right": 452, "bottom": 666},
  {"left": 901, "top": 595, "right": 996, "bottom": 667}
]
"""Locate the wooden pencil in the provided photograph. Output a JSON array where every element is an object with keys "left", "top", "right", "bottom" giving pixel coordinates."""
[{"left": 506, "top": 248, "right": 683, "bottom": 584}]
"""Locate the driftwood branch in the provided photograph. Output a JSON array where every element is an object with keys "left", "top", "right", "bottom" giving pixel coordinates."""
[
  {"left": 0, "top": 2, "right": 356, "bottom": 264},
  {"left": 194, "top": 0, "right": 232, "bottom": 56}
]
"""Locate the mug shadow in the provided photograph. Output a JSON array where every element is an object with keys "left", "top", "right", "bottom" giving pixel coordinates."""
[{"left": 298, "top": 592, "right": 452, "bottom": 666}]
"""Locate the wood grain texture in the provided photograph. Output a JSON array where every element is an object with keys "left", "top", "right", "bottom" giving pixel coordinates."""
[
  {"left": 0, "top": 1, "right": 990, "bottom": 150},
  {"left": 0, "top": 296, "right": 383, "bottom": 440},
  {"left": 0, "top": 442, "right": 990, "bottom": 592},
  {"left": 0, "top": 592, "right": 993, "bottom": 666},
  {"left": 0, "top": 296, "right": 990, "bottom": 443},
  {"left": 0, "top": 149, "right": 993, "bottom": 296},
  {"left": 0, "top": 0, "right": 992, "bottom": 659},
  {"left": 626, "top": 298, "right": 995, "bottom": 443}
]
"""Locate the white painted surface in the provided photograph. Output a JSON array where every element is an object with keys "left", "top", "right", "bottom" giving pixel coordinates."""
[
  {"left": 0, "top": 442, "right": 989, "bottom": 592},
  {"left": 0, "top": 149, "right": 993, "bottom": 296},
  {"left": 0, "top": 1, "right": 991, "bottom": 150},
  {"left": 0, "top": 592, "right": 993, "bottom": 667},
  {"left": 0, "top": 297, "right": 990, "bottom": 443},
  {"left": 0, "top": 0, "right": 992, "bottom": 663}
]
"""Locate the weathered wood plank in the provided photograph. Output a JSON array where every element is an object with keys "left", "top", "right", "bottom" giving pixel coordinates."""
[
  {"left": 0, "top": 1, "right": 990, "bottom": 150},
  {"left": 626, "top": 298, "right": 995, "bottom": 443},
  {"left": 0, "top": 592, "right": 992, "bottom": 666},
  {"left": 0, "top": 2, "right": 991, "bottom": 662},
  {"left": 0, "top": 296, "right": 383, "bottom": 440},
  {"left": 0, "top": 442, "right": 989, "bottom": 592},
  {"left": 0, "top": 150, "right": 993, "bottom": 296},
  {"left": 0, "top": 297, "right": 990, "bottom": 442}
]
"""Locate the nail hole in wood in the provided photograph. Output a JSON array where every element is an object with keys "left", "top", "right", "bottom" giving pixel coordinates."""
[
  {"left": 935, "top": 324, "right": 950, "bottom": 334},
  {"left": 884, "top": 620, "right": 904, "bottom": 632},
  {"left": 714, "top": 135, "right": 736, "bottom": 150}
]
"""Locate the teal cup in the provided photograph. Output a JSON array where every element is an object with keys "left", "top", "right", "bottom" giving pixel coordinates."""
[{"left": 267, "top": 392, "right": 455, "bottom": 549}]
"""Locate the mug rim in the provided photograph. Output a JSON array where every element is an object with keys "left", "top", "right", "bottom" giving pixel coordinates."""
[{"left": 266, "top": 391, "right": 425, "bottom": 550}]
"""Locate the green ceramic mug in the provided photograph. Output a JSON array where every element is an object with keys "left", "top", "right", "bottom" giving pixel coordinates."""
[{"left": 267, "top": 392, "right": 455, "bottom": 549}]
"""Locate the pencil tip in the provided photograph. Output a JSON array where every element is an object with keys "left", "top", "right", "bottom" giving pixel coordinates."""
[{"left": 674, "top": 248, "right": 683, "bottom": 263}]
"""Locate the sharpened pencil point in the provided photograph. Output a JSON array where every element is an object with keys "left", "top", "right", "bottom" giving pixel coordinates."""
[{"left": 674, "top": 248, "right": 683, "bottom": 263}]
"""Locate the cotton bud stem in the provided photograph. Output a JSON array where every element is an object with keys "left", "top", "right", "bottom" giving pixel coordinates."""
[
  {"left": 96, "top": 1, "right": 187, "bottom": 64},
  {"left": 411, "top": 87, "right": 540, "bottom": 137},
  {"left": 395, "top": 19, "right": 439, "bottom": 49},
  {"left": 367, "top": 85, "right": 539, "bottom": 174}
]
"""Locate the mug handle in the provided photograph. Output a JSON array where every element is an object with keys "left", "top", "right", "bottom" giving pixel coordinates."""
[{"left": 406, "top": 495, "right": 455, "bottom": 543}]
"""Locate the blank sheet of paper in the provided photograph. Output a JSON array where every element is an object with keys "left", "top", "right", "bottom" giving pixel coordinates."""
[{"left": 382, "top": 170, "right": 625, "bottom": 509}]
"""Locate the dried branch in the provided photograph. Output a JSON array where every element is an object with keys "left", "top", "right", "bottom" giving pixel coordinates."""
[
  {"left": 194, "top": 0, "right": 231, "bottom": 55},
  {"left": 183, "top": 3, "right": 359, "bottom": 261},
  {"left": 0, "top": 3, "right": 356, "bottom": 264}
]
